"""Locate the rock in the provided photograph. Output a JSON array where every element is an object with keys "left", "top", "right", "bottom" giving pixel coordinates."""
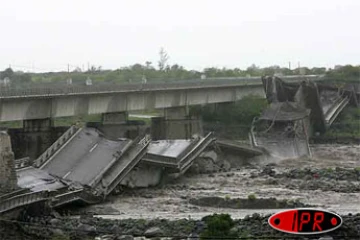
[
  {"left": 187, "top": 233, "right": 199, "bottom": 240},
  {"left": 221, "top": 160, "right": 231, "bottom": 171},
  {"left": 118, "top": 235, "right": 134, "bottom": 240},
  {"left": 110, "top": 224, "right": 121, "bottom": 234},
  {"left": 142, "top": 194, "right": 153, "bottom": 199},
  {"left": 50, "top": 228, "right": 65, "bottom": 236},
  {"left": 96, "top": 235, "right": 116, "bottom": 240},
  {"left": 318, "top": 237, "right": 333, "bottom": 240},
  {"left": 200, "top": 150, "right": 217, "bottom": 162},
  {"left": 144, "top": 227, "right": 164, "bottom": 238},
  {"left": 124, "top": 227, "right": 143, "bottom": 236},
  {"left": 49, "top": 218, "right": 61, "bottom": 226},
  {"left": 77, "top": 223, "right": 96, "bottom": 236}
]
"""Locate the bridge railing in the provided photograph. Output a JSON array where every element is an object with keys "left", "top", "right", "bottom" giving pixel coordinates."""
[
  {"left": 103, "top": 135, "right": 151, "bottom": 196},
  {"left": 142, "top": 155, "right": 179, "bottom": 166},
  {"left": 0, "top": 189, "right": 30, "bottom": 201},
  {"left": 0, "top": 79, "right": 262, "bottom": 98},
  {"left": 34, "top": 125, "right": 81, "bottom": 168},
  {"left": 324, "top": 96, "right": 350, "bottom": 126},
  {"left": 0, "top": 191, "right": 49, "bottom": 214},
  {"left": 0, "top": 76, "right": 322, "bottom": 99},
  {"left": 14, "top": 157, "right": 31, "bottom": 169},
  {"left": 178, "top": 132, "right": 215, "bottom": 173},
  {"left": 51, "top": 188, "right": 102, "bottom": 207}
]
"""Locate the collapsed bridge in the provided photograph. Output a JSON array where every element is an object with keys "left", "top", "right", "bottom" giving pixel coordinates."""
[
  {"left": 1, "top": 75, "right": 356, "bottom": 216},
  {"left": 249, "top": 76, "right": 359, "bottom": 159}
]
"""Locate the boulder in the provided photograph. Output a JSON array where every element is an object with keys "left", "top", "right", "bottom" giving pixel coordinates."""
[
  {"left": 49, "top": 218, "right": 61, "bottom": 226},
  {"left": 318, "top": 237, "right": 333, "bottom": 240},
  {"left": 118, "top": 235, "right": 134, "bottom": 240},
  {"left": 77, "top": 223, "right": 96, "bottom": 236},
  {"left": 144, "top": 227, "right": 164, "bottom": 238},
  {"left": 200, "top": 150, "right": 218, "bottom": 162}
]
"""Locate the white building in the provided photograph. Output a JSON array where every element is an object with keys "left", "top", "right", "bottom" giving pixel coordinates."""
[{"left": 85, "top": 77, "right": 92, "bottom": 86}]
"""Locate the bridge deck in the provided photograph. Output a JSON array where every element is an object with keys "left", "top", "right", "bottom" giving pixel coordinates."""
[
  {"left": 41, "top": 127, "right": 132, "bottom": 186},
  {"left": 16, "top": 167, "right": 66, "bottom": 192},
  {"left": 142, "top": 133, "right": 215, "bottom": 173},
  {"left": 216, "top": 140, "right": 264, "bottom": 157}
]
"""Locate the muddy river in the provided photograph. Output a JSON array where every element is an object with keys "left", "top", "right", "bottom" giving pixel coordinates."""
[{"left": 82, "top": 144, "right": 360, "bottom": 220}]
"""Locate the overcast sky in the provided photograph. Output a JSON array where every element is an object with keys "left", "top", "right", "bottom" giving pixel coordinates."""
[{"left": 0, "top": 0, "right": 359, "bottom": 72}]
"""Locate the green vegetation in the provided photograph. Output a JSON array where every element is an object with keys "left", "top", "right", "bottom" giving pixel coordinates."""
[
  {"left": 192, "top": 96, "right": 268, "bottom": 139},
  {"left": 324, "top": 65, "right": 360, "bottom": 83},
  {"left": 51, "top": 234, "right": 70, "bottom": 240},
  {"left": 324, "top": 106, "right": 360, "bottom": 138},
  {"left": 54, "top": 114, "right": 102, "bottom": 127},
  {"left": 2, "top": 61, "right": 358, "bottom": 87},
  {"left": 247, "top": 194, "right": 256, "bottom": 200},
  {"left": 200, "top": 214, "right": 237, "bottom": 240},
  {"left": 0, "top": 120, "right": 22, "bottom": 129},
  {"left": 194, "top": 96, "right": 268, "bottom": 124}
]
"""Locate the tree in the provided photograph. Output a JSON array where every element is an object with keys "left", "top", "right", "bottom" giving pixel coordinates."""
[
  {"left": 246, "top": 64, "right": 260, "bottom": 76},
  {"left": 145, "top": 61, "right": 153, "bottom": 69},
  {"left": 73, "top": 67, "right": 82, "bottom": 73},
  {"left": 158, "top": 47, "right": 169, "bottom": 71},
  {"left": 1, "top": 68, "right": 14, "bottom": 79}
]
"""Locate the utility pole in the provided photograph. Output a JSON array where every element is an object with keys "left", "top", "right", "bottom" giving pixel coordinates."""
[
  {"left": 288, "top": 62, "right": 291, "bottom": 70},
  {"left": 67, "top": 64, "right": 70, "bottom": 73}
]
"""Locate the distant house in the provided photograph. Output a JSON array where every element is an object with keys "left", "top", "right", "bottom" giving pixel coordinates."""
[
  {"left": 334, "top": 65, "right": 343, "bottom": 70},
  {"left": 85, "top": 77, "right": 92, "bottom": 86}
]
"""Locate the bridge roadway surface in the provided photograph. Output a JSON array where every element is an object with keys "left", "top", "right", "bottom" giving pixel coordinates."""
[
  {"left": 41, "top": 128, "right": 131, "bottom": 186},
  {"left": 0, "top": 76, "right": 323, "bottom": 122}
]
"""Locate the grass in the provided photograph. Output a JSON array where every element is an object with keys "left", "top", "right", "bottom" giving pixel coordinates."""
[
  {"left": 0, "top": 112, "right": 153, "bottom": 130},
  {"left": 0, "top": 121, "right": 22, "bottom": 128},
  {"left": 54, "top": 114, "right": 102, "bottom": 127}
]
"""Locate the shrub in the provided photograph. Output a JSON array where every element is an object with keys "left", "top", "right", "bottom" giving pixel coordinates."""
[
  {"left": 200, "top": 214, "right": 237, "bottom": 239},
  {"left": 247, "top": 194, "right": 256, "bottom": 200}
]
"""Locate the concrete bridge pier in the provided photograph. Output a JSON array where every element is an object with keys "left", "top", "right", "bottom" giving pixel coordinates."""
[
  {"left": 151, "top": 106, "right": 203, "bottom": 140},
  {"left": 8, "top": 118, "right": 66, "bottom": 161},
  {"left": 0, "top": 132, "right": 18, "bottom": 194},
  {"left": 22, "top": 118, "right": 54, "bottom": 161}
]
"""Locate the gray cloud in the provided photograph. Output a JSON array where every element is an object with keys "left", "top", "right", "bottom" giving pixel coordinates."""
[{"left": 0, "top": 0, "right": 359, "bottom": 72}]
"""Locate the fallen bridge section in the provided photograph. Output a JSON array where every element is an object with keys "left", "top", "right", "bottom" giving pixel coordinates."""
[
  {"left": 142, "top": 132, "right": 215, "bottom": 174},
  {"left": 17, "top": 166, "right": 67, "bottom": 192},
  {"left": 261, "top": 76, "right": 353, "bottom": 134},
  {"left": 323, "top": 95, "right": 350, "bottom": 126},
  {"left": 0, "top": 190, "right": 49, "bottom": 215},
  {"left": 91, "top": 135, "right": 150, "bottom": 196},
  {"left": 39, "top": 127, "right": 150, "bottom": 196},
  {"left": 216, "top": 139, "right": 265, "bottom": 158}
]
